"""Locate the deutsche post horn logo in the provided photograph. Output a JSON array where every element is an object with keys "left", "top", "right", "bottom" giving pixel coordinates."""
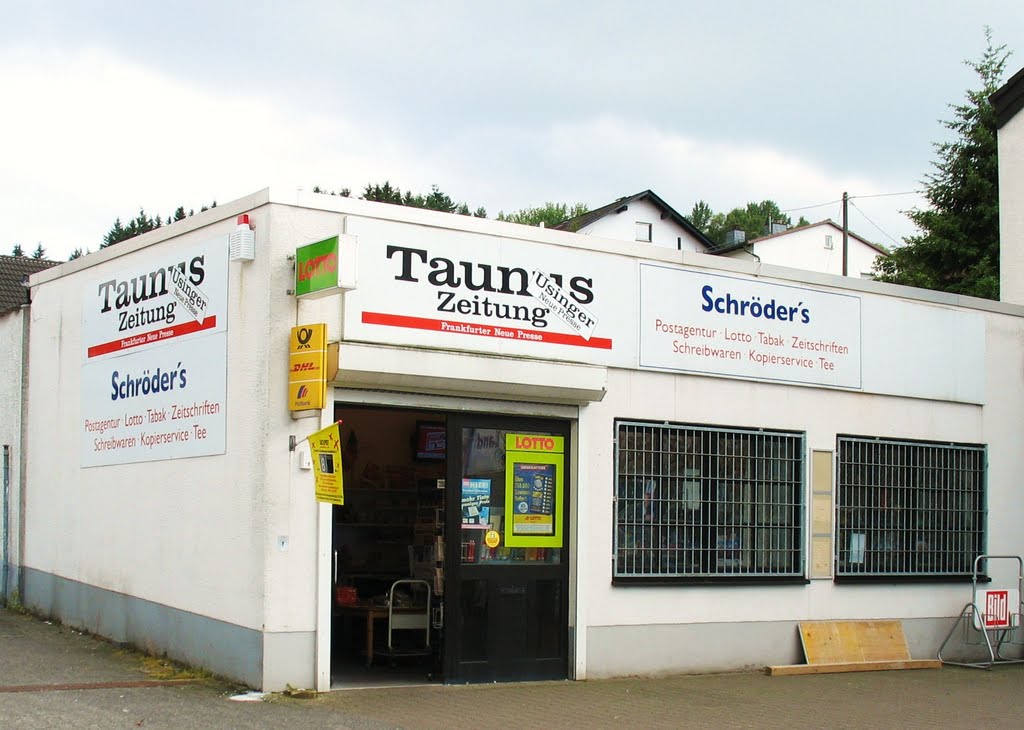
[{"left": 296, "top": 327, "right": 314, "bottom": 349}]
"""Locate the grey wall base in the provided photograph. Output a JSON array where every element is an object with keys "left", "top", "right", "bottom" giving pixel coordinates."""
[
  {"left": 585, "top": 616, "right": 1022, "bottom": 676},
  {"left": 22, "top": 567, "right": 315, "bottom": 690}
]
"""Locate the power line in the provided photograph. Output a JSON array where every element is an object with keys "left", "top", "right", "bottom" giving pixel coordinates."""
[
  {"left": 849, "top": 190, "right": 923, "bottom": 201},
  {"left": 780, "top": 199, "right": 842, "bottom": 214},
  {"left": 781, "top": 189, "right": 923, "bottom": 216},
  {"left": 848, "top": 199, "right": 901, "bottom": 247}
]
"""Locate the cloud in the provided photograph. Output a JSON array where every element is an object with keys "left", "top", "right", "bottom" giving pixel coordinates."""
[
  {"left": 430, "top": 116, "right": 922, "bottom": 245},
  {"left": 0, "top": 43, "right": 922, "bottom": 261},
  {"left": 0, "top": 44, "right": 413, "bottom": 257}
]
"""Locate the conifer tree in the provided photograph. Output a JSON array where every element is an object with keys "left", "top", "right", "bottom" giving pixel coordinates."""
[{"left": 874, "top": 30, "right": 1009, "bottom": 299}]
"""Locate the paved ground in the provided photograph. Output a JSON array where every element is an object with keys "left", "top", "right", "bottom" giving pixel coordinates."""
[{"left": 3, "top": 606, "right": 1024, "bottom": 729}]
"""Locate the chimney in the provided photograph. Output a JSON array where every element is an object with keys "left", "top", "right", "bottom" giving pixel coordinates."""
[{"left": 723, "top": 228, "right": 746, "bottom": 247}]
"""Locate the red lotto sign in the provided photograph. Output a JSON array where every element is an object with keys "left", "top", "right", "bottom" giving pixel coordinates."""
[{"left": 983, "top": 590, "right": 1011, "bottom": 628}]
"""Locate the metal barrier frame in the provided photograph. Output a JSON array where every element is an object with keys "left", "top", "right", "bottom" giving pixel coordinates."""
[{"left": 937, "top": 554, "right": 1024, "bottom": 669}]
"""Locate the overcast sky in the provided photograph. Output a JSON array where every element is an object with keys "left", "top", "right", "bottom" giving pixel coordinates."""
[{"left": 3, "top": 1, "right": 1024, "bottom": 261}]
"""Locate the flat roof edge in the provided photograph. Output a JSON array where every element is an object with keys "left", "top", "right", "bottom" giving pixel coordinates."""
[
  {"left": 28, "top": 189, "right": 272, "bottom": 287},
  {"left": 28, "top": 186, "right": 1024, "bottom": 319}
]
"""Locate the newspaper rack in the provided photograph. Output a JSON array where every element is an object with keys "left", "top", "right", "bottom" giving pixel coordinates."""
[{"left": 937, "top": 555, "right": 1024, "bottom": 669}]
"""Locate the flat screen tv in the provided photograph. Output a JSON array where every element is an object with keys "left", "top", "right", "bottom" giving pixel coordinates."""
[{"left": 415, "top": 421, "right": 446, "bottom": 461}]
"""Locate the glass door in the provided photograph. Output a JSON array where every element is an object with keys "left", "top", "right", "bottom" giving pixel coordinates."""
[{"left": 445, "top": 414, "right": 570, "bottom": 682}]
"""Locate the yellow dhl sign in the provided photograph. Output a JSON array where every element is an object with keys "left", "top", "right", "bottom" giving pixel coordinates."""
[{"left": 289, "top": 324, "right": 327, "bottom": 411}]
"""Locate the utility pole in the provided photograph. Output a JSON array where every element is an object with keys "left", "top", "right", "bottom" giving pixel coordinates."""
[{"left": 842, "top": 191, "right": 849, "bottom": 277}]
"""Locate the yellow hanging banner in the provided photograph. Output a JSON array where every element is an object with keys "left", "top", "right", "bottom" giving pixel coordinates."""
[{"left": 308, "top": 422, "right": 344, "bottom": 505}]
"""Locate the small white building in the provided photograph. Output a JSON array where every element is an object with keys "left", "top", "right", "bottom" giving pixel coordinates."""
[
  {"left": 5, "top": 179, "right": 1024, "bottom": 692},
  {"left": 0, "top": 255, "right": 59, "bottom": 602},
  {"left": 553, "top": 189, "right": 714, "bottom": 252},
  {"left": 715, "top": 220, "right": 889, "bottom": 279},
  {"left": 554, "top": 191, "right": 887, "bottom": 279},
  {"left": 995, "top": 64, "right": 1024, "bottom": 304}
]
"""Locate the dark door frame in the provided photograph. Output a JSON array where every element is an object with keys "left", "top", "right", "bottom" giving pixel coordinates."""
[{"left": 443, "top": 412, "right": 572, "bottom": 683}]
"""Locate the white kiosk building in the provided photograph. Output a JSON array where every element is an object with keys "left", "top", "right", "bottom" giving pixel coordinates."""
[
  {"left": 16, "top": 65, "right": 1024, "bottom": 688},
  {"left": 7, "top": 130, "right": 1024, "bottom": 690}
]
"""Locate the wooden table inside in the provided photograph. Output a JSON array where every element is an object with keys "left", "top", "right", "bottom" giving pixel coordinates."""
[{"left": 335, "top": 602, "right": 426, "bottom": 667}]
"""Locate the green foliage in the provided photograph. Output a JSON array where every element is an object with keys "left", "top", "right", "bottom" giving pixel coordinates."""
[
  {"left": 103, "top": 209, "right": 156, "bottom": 247},
  {"left": 688, "top": 200, "right": 714, "bottom": 234},
  {"left": 692, "top": 200, "right": 795, "bottom": 247},
  {"left": 361, "top": 181, "right": 476, "bottom": 216},
  {"left": 11, "top": 243, "right": 24, "bottom": 256},
  {"left": 101, "top": 201, "right": 216, "bottom": 248},
  {"left": 32, "top": 243, "right": 46, "bottom": 259},
  {"left": 422, "top": 185, "right": 459, "bottom": 214},
  {"left": 68, "top": 248, "right": 84, "bottom": 261},
  {"left": 312, "top": 186, "right": 351, "bottom": 197},
  {"left": 3, "top": 590, "right": 27, "bottom": 613},
  {"left": 497, "top": 202, "right": 590, "bottom": 228},
  {"left": 361, "top": 181, "right": 405, "bottom": 205},
  {"left": 874, "top": 30, "right": 1008, "bottom": 299}
]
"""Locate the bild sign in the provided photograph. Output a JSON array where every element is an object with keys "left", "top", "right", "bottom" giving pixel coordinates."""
[{"left": 640, "top": 264, "right": 862, "bottom": 389}]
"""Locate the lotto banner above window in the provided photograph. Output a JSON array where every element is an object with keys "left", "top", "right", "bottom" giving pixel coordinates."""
[
  {"left": 288, "top": 323, "right": 327, "bottom": 411},
  {"left": 504, "top": 434, "right": 564, "bottom": 548}
]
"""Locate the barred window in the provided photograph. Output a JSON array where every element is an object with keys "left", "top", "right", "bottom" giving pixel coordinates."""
[
  {"left": 835, "top": 436, "right": 986, "bottom": 578},
  {"left": 614, "top": 420, "right": 805, "bottom": 582}
]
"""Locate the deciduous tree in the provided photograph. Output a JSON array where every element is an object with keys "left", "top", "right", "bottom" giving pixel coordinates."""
[{"left": 497, "top": 202, "right": 589, "bottom": 227}]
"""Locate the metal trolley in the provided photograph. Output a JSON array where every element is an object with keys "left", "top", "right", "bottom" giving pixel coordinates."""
[
  {"left": 380, "top": 579, "right": 432, "bottom": 660},
  {"left": 937, "top": 555, "right": 1024, "bottom": 669}
]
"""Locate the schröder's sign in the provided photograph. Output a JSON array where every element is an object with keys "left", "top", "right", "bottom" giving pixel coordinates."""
[
  {"left": 295, "top": 235, "right": 340, "bottom": 298},
  {"left": 639, "top": 264, "right": 862, "bottom": 389}
]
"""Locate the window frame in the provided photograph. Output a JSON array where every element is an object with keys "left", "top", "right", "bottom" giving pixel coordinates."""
[
  {"left": 613, "top": 419, "right": 807, "bottom": 585},
  {"left": 635, "top": 221, "right": 653, "bottom": 243},
  {"left": 834, "top": 435, "right": 987, "bottom": 582}
]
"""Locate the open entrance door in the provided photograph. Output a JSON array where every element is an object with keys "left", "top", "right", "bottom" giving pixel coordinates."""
[
  {"left": 446, "top": 414, "right": 571, "bottom": 682},
  {"left": 330, "top": 406, "right": 446, "bottom": 687},
  {"left": 328, "top": 406, "right": 571, "bottom": 686}
]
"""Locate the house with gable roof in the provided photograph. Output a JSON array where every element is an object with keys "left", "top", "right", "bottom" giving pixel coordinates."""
[
  {"left": 712, "top": 219, "right": 889, "bottom": 279},
  {"left": 555, "top": 191, "right": 888, "bottom": 279},
  {"left": 553, "top": 189, "right": 715, "bottom": 253}
]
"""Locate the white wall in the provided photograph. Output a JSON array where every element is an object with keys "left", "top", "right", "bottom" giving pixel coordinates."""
[
  {"left": 0, "top": 309, "right": 25, "bottom": 598},
  {"left": 22, "top": 195, "right": 352, "bottom": 688},
  {"left": 577, "top": 198, "right": 707, "bottom": 252},
  {"left": 19, "top": 186, "right": 1024, "bottom": 685},
  {"left": 23, "top": 210, "right": 277, "bottom": 631},
  {"left": 1000, "top": 110, "right": 1024, "bottom": 304},
  {"left": 743, "top": 224, "right": 885, "bottom": 278},
  {"left": 578, "top": 301, "right": 1024, "bottom": 632}
]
